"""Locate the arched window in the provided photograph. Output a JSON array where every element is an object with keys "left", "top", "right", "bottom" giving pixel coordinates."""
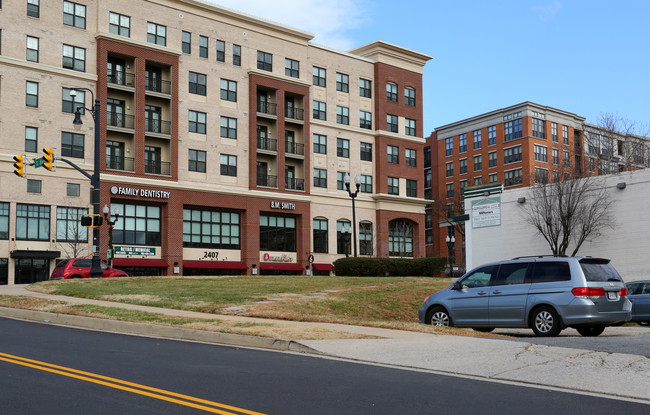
[
  {"left": 359, "top": 221, "right": 373, "bottom": 256},
  {"left": 337, "top": 220, "right": 351, "bottom": 255},
  {"left": 313, "top": 217, "right": 328, "bottom": 253},
  {"left": 389, "top": 219, "right": 414, "bottom": 257}
]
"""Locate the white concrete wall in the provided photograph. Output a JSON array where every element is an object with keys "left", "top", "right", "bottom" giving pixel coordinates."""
[{"left": 467, "top": 169, "right": 650, "bottom": 281}]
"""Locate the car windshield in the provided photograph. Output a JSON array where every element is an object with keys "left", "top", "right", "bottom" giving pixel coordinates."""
[{"left": 580, "top": 259, "right": 622, "bottom": 282}]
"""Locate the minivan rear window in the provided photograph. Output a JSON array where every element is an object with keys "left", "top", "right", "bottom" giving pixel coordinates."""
[
  {"left": 531, "top": 262, "right": 571, "bottom": 283},
  {"left": 580, "top": 259, "right": 622, "bottom": 282}
]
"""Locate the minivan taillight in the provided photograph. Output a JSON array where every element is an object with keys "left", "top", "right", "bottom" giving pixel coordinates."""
[{"left": 572, "top": 287, "right": 606, "bottom": 297}]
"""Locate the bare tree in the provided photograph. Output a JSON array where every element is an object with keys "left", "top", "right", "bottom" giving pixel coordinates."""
[
  {"left": 55, "top": 206, "right": 90, "bottom": 259},
  {"left": 430, "top": 190, "right": 466, "bottom": 240},
  {"left": 521, "top": 170, "right": 615, "bottom": 256}
]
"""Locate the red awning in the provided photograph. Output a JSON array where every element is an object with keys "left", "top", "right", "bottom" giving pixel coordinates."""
[
  {"left": 183, "top": 260, "right": 248, "bottom": 270},
  {"left": 312, "top": 263, "right": 333, "bottom": 271},
  {"left": 259, "top": 263, "right": 304, "bottom": 271},
  {"left": 112, "top": 258, "right": 169, "bottom": 267}
]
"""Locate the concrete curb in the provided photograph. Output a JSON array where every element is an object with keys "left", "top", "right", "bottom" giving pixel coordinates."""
[{"left": 0, "top": 307, "right": 320, "bottom": 355}]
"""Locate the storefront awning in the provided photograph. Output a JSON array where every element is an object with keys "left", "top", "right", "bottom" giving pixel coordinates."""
[
  {"left": 11, "top": 250, "right": 61, "bottom": 259},
  {"left": 183, "top": 260, "right": 248, "bottom": 270},
  {"left": 112, "top": 258, "right": 169, "bottom": 267},
  {"left": 312, "top": 263, "right": 333, "bottom": 271},
  {"left": 259, "top": 263, "right": 304, "bottom": 271}
]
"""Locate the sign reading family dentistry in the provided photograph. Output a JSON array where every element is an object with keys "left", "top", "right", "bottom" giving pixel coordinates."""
[
  {"left": 471, "top": 197, "right": 501, "bottom": 228},
  {"left": 110, "top": 186, "right": 170, "bottom": 199},
  {"left": 270, "top": 201, "right": 296, "bottom": 210}
]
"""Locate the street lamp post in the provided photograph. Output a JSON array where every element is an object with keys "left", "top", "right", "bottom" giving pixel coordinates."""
[
  {"left": 343, "top": 173, "right": 362, "bottom": 257},
  {"left": 70, "top": 88, "right": 102, "bottom": 278},
  {"left": 103, "top": 204, "right": 120, "bottom": 268},
  {"left": 445, "top": 235, "right": 456, "bottom": 279}
]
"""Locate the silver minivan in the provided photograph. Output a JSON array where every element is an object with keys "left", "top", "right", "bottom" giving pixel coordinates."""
[{"left": 418, "top": 256, "right": 632, "bottom": 337}]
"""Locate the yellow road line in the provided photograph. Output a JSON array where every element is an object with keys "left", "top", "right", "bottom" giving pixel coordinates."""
[{"left": 0, "top": 352, "right": 267, "bottom": 415}]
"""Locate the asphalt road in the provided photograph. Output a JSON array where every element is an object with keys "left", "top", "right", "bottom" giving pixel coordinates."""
[{"left": 1, "top": 317, "right": 648, "bottom": 415}]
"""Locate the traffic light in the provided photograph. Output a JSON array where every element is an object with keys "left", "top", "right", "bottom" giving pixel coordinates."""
[
  {"left": 42, "top": 148, "right": 55, "bottom": 171},
  {"left": 13, "top": 155, "right": 25, "bottom": 177},
  {"left": 81, "top": 214, "right": 103, "bottom": 228}
]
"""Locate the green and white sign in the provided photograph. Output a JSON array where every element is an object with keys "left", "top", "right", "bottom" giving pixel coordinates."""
[{"left": 472, "top": 197, "right": 501, "bottom": 228}]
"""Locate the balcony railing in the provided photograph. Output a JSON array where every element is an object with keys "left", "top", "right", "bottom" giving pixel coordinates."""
[
  {"left": 257, "top": 137, "right": 277, "bottom": 151},
  {"left": 106, "top": 155, "right": 135, "bottom": 172},
  {"left": 106, "top": 111, "right": 135, "bottom": 129},
  {"left": 285, "top": 177, "right": 305, "bottom": 191},
  {"left": 145, "top": 79, "right": 171, "bottom": 95},
  {"left": 257, "top": 174, "right": 277, "bottom": 188},
  {"left": 144, "top": 160, "right": 171, "bottom": 176},
  {"left": 285, "top": 107, "right": 304, "bottom": 121},
  {"left": 145, "top": 118, "right": 171, "bottom": 135},
  {"left": 257, "top": 102, "right": 277, "bottom": 116},
  {"left": 107, "top": 72, "right": 135, "bottom": 87},
  {"left": 285, "top": 141, "right": 304, "bottom": 156}
]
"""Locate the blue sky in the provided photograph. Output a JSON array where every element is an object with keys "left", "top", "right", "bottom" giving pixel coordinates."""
[{"left": 208, "top": 0, "right": 649, "bottom": 135}]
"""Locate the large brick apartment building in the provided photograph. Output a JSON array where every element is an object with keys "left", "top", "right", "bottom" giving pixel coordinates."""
[{"left": 0, "top": 0, "right": 431, "bottom": 284}]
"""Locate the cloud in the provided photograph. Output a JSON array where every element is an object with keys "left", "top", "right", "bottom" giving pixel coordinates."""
[
  {"left": 531, "top": 1, "right": 563, "bottom": 21},
  {"left": 203, "top": 0, "right": 372, "bottom": 50}
]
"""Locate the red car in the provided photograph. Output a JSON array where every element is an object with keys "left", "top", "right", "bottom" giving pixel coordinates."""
[{"left": 50, "top": 258, "right": 128, "bottom": 280}]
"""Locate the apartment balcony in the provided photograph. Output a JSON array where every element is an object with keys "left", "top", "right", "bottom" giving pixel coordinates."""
[
  {"left": 257, "top": 102, "right": 277, "bottom": 116},
  {"left": 257, "top": 137, "right": 277, "bottom": 152},
  {"left": 285, "top": 107, "right": 304, "bottom": 122},
  {"left": 145, "top": 118, "right": 171, "bottom": 135},
  {"left": 145, "top": 79, "right": 172, "bottom": 96},
  {"left": 107, "top": 72, "right": 135, "bottom": 88},
  {"left": 285, "top": 177, "right": 305, "bottom": 191},
  {"left": 106, "top": 155, "right": 135, "bottom": 172},
  {"left": 144, "top": 160, "right": 171, "bottom": 176},
  {"left": 106, "top": 112, "right": 135, "bottom": 130},
  {"left": 285, "top": 140, "right": 304, "bottom": 156},
  {"left": 257, "top": 174, "right": 277, "bottom": 188}
]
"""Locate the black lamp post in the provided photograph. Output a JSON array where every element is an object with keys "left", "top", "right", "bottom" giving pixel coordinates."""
[
  {"left": 343, "top": 173, "right": 361, "bottom": 257},
  {"left": 446, "top": 234, "right": 456, "bottom": 279},
  {"left": 71, "top": 88, "right": 102, "bottom": 278},
  {"left": 103, "top": 204, "right": 120, "bottom": 268}
]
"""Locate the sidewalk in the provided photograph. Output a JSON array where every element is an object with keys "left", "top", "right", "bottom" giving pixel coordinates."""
[{"left": 0, "top": 284, "right": 648, "bottom": 403}]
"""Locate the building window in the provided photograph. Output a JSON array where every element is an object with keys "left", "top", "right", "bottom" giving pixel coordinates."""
[
  {"left": 260, "top": 215, "right": 296, "bottom": 252},
  {"left": 360, "top": 142, "right": 372, "bottom": 161},
  {"left": 359, "top": 222, "right": 373, "bottom": 255},
  {"left": 63, "top": 44, "right": 85, "bottom": 72},
  {"left": 26, "top": 81, "right": 38, "bottom": 107},
  {"left": 183, "top": 209, "right": 240, "bottom": 249},
  {"left": 446, "top": 183, "right": 454, "bottom": 198},
  {"left": 563, "top": 150, "right": 570, "bottom": 167},
  {"left": 336, "top": 72, "right": 349, "bottom": 93},
  {"left": 459, "top": 158, "right": 467, "bottom": 174},
  {"left": 147, "top": 22, "right": 166, "bottom": 46},
  {"left": 66, "top": 183, "right": 80, "bottom": 197},
  {"left": 313, "top": 66, "right": 326, "bottom": 87},
  {"left": 314, "top": 168, "right": 327, "bottom": 188},
  {"left": 220, "top": 116, "right": 237, "bottom": 139},
  {"left": 220, "top": 154, "right": 237, "bottom": 176},
  {"left": 563, "top": 125, "right": 569, "bottom": 144},
  {"left": 188, "top": 149, "right": 206, "bottom": 173},
  {"left": 62, "top": 87, "right": 84, "bottom": 114},
  {"left": 534, "top": 144, "right": 548, "bottom": 162},
  {"left": 282, "top": 58, "right": 300, "bottom": 78},
  {"left": 232, "top": 44, "right": 241, "bottom": 66},
  {"left": 552, "top": 122, "right": 558, "bottom": 142},
  {"left": 535, "top": 167, "right": 548, "bottom": 184},
  {"left": 63, "top": 1, "right": 85, "bottom": 29},
  {"left": 56, "top": 207, "right": 87, "bottom": 242},
  {"left": 337, "top": 220, "right": 351, "bottom": 255},
  {"left": 387, "top": 114, "right": 398, "bottom": 133},
  {"left": 313, "top": 134, "right": 327, "bottom": 154},
  {"left": 387, "top": 145, "right": 399, "bottom": 164},
  {"left": 474, "top": 155, "right": 482, "bottom": 171},
  {"left": 488, "top": 151, "right": 497, "bottom": 168},
  {"left": 386, "top": 82, "right": 398, "bottom": 102},
  {"left": 189, "top": 110, "right": 206, "bottom": 134},
  {"left": 504, "top": 118, "right": 523, "bottom": 141},
  {"left": 404, "top": 87, "right": 415, "bottom": 106},
  {"left": 532, "top": 118, "right": 545, "bottom": 139},
  {"left": 109, "top": 12, "right": 130, "bottom": 37},
  {"left": 389, "top": 219, "right": 413, "bottom": 257},
  {"left": 504, "top": 168, "right": 523, "bottom": 187},
  {"left": 405, "top": 148, "right": 416, "bottom": 167},
  {"left": 0, "top": 203, "right": 8, "bottom": 240},
  {"left": 460, "top": 180, "right": 468, "bottom": 191},
  {"left": 474, "top": 176, "right": 483, "bottom": 185},
  {"left": 405, "top": 119, "right": 416, "bottom": 136},
  {"left": 488, "top": 125, "right": 497, "bottom": 145},
  {"left": 406, "top": 179, "right": 417, "bottom": 197},
  {"left": 336, "top": 106, "right": 349, "bottom": 125},
  {"left": 313, "top": 100, "right": 326, "bottom": 120},
  {"left": 552, "top": 148, "right": 559, "bottom": 165},
  {"left": 189, "top": 71, "right": 206, "bottom": 96},
  {"left": 360, "top": 111, "right": 372, "bottom": 129},
  {"left": 220, "top": 79, "right": 237, "bottom": 101},
  {"left": 195, "top": 35, "right": 207, "bottom": 57},
  {"left": 360, "top": 175, "right": 372, "bottom": 193},
  {"left": 61, "top": 132, "right": 84, "bottom": 158},
  {"left": 27, "top": 0, "right": 39, "bottom": 18},
  {"left": 313, "top": 218, "right": 328, "bottom": 253},
  {"left": 337, "top": 138, "right": 349, "bottom": 158},
  {"left": 16, "top": 204, "right": 49, "bottom": 241},
  {"left": 473, "top": 129, "right": 482, "bottom": 149},
  {"left": 446, "top": 161, "right": 453, "bottom": 177},
  {"left": 27, "top": 179, "right": 41, "bottom": 194},
  {"left": 489, "top": 173, "right": 498, "bottom": 183},
  {"left": 214, "top": 39, "right": 225, "bottom": 62},
  {"left": 360, "top": 78, "right": 372, "bottom": 98},
  {"left": 387, "top": 177, "right": 400, "bottom": 195},
  {"left": 257, "top": 50, "right": 272, "bottom": 71},
  {"left": 336, "top": 171, "right": 345, "bottom": 190},
  {"left": 504, "top": 145, "right": 522, "bottom": 164},
  {"left": 445, "top": 137, "right": 453, "bottom": 156},
  {"left": 26, "top": 36, "right": 39, "bottom": 62},
  {"left": 25, "top": 127, "right": 37, "bottom": 153},
  {"left": 459, "top": 133, "right": 467, "bottom": 153}
]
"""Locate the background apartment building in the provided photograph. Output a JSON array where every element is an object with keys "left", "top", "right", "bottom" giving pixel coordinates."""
[{"left": 0, "top": 0, "right": 431, "bottom": 284}]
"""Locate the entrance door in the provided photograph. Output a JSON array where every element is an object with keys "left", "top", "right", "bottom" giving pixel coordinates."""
[
  {"left": 285, "top": 96, "right": 295, "bottom": 118},
  {"left": 285, "top": 165, "right": 295, "bottom": 189},
  {"left": 145, "top": 105, "right": 161, "bottom": 133},
  {"left": 257, "top": 94, "right": 267, "bottom": 113},
  {"left": 106, "top": 140, "right": 125, "bottom": 170},
  {"left": 257, "top": 161, "right": 268, "bottom": 186},
  {"left": 146, "top": 65, "right": 162, "bottom": 92},
  {"left": 106, "top": 98, "right": 125, "bottom": 127},
  {"left": 145, "top": 146, "right": 161, "bottom": 174},
  {"left": 285, "top": 130, "right": 295, "bottom": 154},
  {"left": 107, "top": 58, "right": 126, "bottom": 85},
  {"left": 15, "top": 258, "right": 49, "bottom": 284}
]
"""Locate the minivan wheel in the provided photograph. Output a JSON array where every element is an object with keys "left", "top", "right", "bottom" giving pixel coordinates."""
[
  {"left": 426, "top": 306, "right": 452, "bottom": 327},
  {"left": 531, "top": 306, "right": 561, "bottom": 337},
  {"left": 576, "top": 325, "right": 605, "bottom": 337}
]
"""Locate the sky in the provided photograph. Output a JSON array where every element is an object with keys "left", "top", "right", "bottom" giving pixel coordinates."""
[{"left": 207, "top": 0, "right": 649, "bottom": 135}]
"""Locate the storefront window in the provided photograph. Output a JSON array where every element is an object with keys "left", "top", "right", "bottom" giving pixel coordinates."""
[
  {"left": 389, "top": 219, "right": 414, "bottom": 257},
  {"left": 260, "top": 215, "right": 296, "bottom": 252},
  {"left": 16, "top": 204, "right": 49, "bottom": 241},
  {"left": 183, "top": 208, "right": 240, "bottom": 249},
  {"left": 111, "top": 203, "right": 161, "bottom": 246},
  {"left": 56, "top": 206, "right": 88, "bottom": 242}
]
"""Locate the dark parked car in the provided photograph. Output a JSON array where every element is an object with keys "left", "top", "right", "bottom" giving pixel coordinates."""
[
  {"left": 50, "top": 258, "right": 128, "bottom": 280},
  {"left": 625, "top": 280, "right": 650, "bottom": 326}
]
